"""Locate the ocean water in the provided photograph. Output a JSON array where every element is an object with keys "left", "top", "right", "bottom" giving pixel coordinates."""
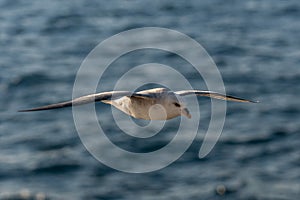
[{"left": 0, "top": 0, "right": 299, "bottom": 199}]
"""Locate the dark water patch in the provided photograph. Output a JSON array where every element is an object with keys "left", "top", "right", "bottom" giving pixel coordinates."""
[
  {"left": 221, "top": 128, "right": 294, "bottom": 147},
  {"left": 276, "top": 74, "right": 300, "bottom": 85},
  {"left": 222, "top": 74, "right": 264, "bottom": 86},
  {"left": 0, "top": 165, "right": 33, "bottom": 180},
  {"left": 238, "top": 144, "right": 295, "bottom": 165},
  {"left": 271, "top": 127, "right": 293, "bottom": 137},
  {"left": 221, "top": 135, "right": 272, "bottom": 146},
  {"left": 110, "top": 135, "right": 172, "bottom": 153},
  {"left": 41, "top": 13, "right": 85, "bottom": 34},
  {"left": 7, "top": 72, "right": 70, "bottom": 90},
  {"left": 213, "top": 44, "right": 247, "bottom": 57},
  {"left": 8, "top": 73, "right": 49, "bottom": 88},
  {"left": 83, "top": 193, "right": 122, "bottom": 200},
  {"left": 273, "top": 4, "right": 300, "bottom": 17},
  {"left": 0, "top": 191, "right": 49, "bottom": 200},
  {"left": 254, "top": 52, "right": 283, "bottom": 62},
  {"left": 226, "top": 106, "right": 250, "bottom": 116},
  {"left": 32, "top": 162, "right": 81, "bottom": 175},
  {"left": 160, "top": 2, "right": 195, "bottom": 14},
  {"left": 214, "top": 181, "right": 246, "bottom": 197},
  {"left": 131, "top": 139, "right": 171, "bottom": 153},
  {"left": 34, "top": 140, "right": 78, "bottom": 152},
  {"left": 260, "top": 106, "right": 300, "bottom": 118},
  {"left": 91, "top": 165, "right": 115, "bottom": 178},
  {"left": 24, "top": 136, "right": 78, "bottom": 152},
  {"left": 174, "top": 139, "right": 211, "bottom": 164},
  {"left": 101, "top": 118, "right": 179, "bottom": 153},
  {"left": 213, "top": 57, "right": 228, "bottom": 68}
]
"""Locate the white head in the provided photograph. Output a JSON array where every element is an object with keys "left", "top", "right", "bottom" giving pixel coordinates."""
[{"left": 163, "top": 93, "right": 191, "bottom": 119}]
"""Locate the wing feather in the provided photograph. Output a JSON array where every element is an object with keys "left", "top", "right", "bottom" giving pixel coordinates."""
[
  {"left": 175, "top": 90, "right": 258, "bottom": 103},
  {"left": 18, "top": 91, "right": 133, "bottom": 112}
]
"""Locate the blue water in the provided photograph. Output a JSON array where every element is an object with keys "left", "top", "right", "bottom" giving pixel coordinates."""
[{"left": 1, "top": 0, "right": 299, "bottom": 199}]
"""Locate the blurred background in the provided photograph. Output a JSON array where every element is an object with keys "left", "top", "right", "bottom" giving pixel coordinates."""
[{"left": 0, "top": 0, "right": 299, "bottom": 199}]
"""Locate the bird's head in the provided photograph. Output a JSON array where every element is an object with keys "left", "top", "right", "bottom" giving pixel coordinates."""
[
  {"left": 171, "top": 101, "right": 191, "bottom": 119},
  {"left": 168, "top": 94, "right": 191, "bottom": 119}
]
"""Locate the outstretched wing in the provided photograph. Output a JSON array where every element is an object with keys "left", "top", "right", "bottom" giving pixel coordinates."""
[
  {"left": 175, "top": 90, "right": 258, "bottom": 103},
  {"left": 18, "top": 91, "right": 151, "bottom": 112}
]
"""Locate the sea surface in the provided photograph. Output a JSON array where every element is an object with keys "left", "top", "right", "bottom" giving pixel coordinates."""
[{"left": 0, "top": 0, "right": 299, "bottom": 199}]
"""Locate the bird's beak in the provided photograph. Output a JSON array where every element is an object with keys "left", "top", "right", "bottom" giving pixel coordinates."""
[{"left": 181, "top": 107, "right": 192, "bottom": 119}]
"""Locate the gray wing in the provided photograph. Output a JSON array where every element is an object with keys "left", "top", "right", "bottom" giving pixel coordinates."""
[
  {"left": 175, "top": 90, "right": 258, "bottom": 103},
  {"left": 19, "top": 91, "right": 153, "bottom": 112}
]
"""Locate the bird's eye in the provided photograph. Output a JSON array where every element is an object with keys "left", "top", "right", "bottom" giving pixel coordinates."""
[{"left": 173, "top": 102, "right": 181, "bottom": 107}]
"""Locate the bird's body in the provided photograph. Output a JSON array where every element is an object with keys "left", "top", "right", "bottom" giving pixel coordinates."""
[
  {"left": 105, "top": 88, "right": 187, "bottom": 120},
  {"left": 19, "top": 87, "right": 257, "bottom": 120}
]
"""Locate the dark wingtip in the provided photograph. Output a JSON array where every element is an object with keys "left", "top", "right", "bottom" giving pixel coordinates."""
[
  {"left": 18, "top": 109, "right": 43, "bottom": 112},
  {"left": 239, "top": 99, "right": 259, "bottom": 103},
  {"left": 247, "top": 99, "right": 259, "bottom": 103},
  {"left": 224, "top": 94, "right": 259, "bottom": 103},
  {"left": 18, "top": 108, "right": 50, "bottom": 112},
  {"left": 18, "top": 100, "right": 73, "bottom": 112},
  {"left": 18, "top": 109, "right": 29, "bottom": 112}
]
